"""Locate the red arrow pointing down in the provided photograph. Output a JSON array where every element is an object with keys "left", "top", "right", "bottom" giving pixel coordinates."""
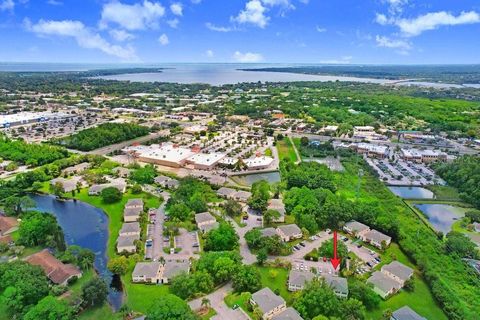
[{"left": 331, "top": 230, "right": 341, "bottom": 270}]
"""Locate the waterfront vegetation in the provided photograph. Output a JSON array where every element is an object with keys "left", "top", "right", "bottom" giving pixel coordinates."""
[{"left": 53, "top": 123, "right": 150, "bottom": 151}]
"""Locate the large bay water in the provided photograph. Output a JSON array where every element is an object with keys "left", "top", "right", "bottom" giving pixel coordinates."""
[
  {"left": 30, "top": 194, "right": 123, "bottom": 310},
  {"left": 0, "top": 62, "right": 471, "bottom": 88},
  {"left": 414, "top": 203, "right": 467, "bottom": 234}
]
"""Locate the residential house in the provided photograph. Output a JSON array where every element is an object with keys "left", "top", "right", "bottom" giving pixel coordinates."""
[
  {"left": 361, "top": 229, "right": 392, "bottom": 249},
  {"left": 162, "top": 260, "right": 190, "bottom": 283},
  {"left": 272, "top": 308, "right": 304, "bottom": 320},
  {"left": 261, "top": 227, "right": 278, "bottom": 238},
  {"left": 195, "top": 212, "right": 219, "bottom": 233},
  {"left": 367, "top": 271, "right": 402, "bottom": 299},
  {"left": 250, "top": 287, "right": 287, "bottom": 320},
  {"left": 113, "top": 167, "right": 132, "bottom": 178},
  {"left": 276, "top": 224, "right": 302, "bottom": 242},
  {"left": 119, "top": 222, "right": 141, "bottom": 236},
  {"left": 343, "top": 220, "right": 370, "bottom": 237},
  {"left": 233, "top": 190, "right": 252, "bottom": 203},
  {"left": 154, "top": 176, "right": 180, "bottom": 189},
  {"left": 0, "top": 215, "right": 19, "bottom": 235},
  {"left": 323, "top": 275, "right": 349, "bottom": 298},
  {"left": 89, "top": 179, "right": 127, "bottom": 195},
  {"left": 216, "top": 187, "right": 237, "bottom": 199},
  {"left": 124, "top": 207, "right": 143, "bottom": 222},
  {"left": 288, "top": 270, "right": 315, "bottom": 292},
  {"left": 367, "top": 261, "right": 412, "bottom": 299},
  {"left": 126, "top": 198, "right": 144, "bottom": 209},
  {"left": 25, "top": 249, "right": 82, "bottom": 286},
  {"left": 117, "top": 234, "right": 140, "bottom": 253},
  {"left": 50, "top": 176, "right": 83, "bottom": 193},
  {"left": 132, "top": 262, "right": 162, "bottom": 284},
  {"left": 62, "top": 162, "right": 90, "bottom": 175},
  {"left": 391, "top": 306, "right": 426, "bottom": 320},
  {"left": 382, "top": 261, "right": 413, "bottom": 286}
]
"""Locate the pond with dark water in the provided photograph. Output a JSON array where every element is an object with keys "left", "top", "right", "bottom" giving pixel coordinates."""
[{"left": 29, "top": 194, "right": 123, "bottom": 310}]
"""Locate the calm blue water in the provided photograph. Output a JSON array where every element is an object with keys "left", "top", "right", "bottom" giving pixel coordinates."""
[
  {"left": 30, "top": 194, "right": 123, "bottom": 310},
  {"left": 232, "top": 171, "right": 281, "bottom": 186},
  {"left": 414, "top": 203, "right": 466, "bottom": 234},
  {"left": 388, "top": 186, "right": 435, "bottom": 199}
]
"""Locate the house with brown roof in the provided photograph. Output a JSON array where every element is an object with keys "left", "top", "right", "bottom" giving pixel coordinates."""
[
  {"left": 25, "top": 249, "right": 82, "bottom": 286},
  {"left": 0, "top": 215, "right": 19, "bottom": 236}
]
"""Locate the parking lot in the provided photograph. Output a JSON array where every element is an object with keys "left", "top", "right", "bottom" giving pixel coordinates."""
[
  {"left": 174, "top": 229, "right": 200, "bottom": 257},
  {"left": 367, "top": 158, "right": 445, "bottom": 186}
]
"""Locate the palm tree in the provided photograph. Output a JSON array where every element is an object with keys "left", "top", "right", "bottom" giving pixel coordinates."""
[
  {"left": 201, "top": 297, "right": 210, "bottom": 310},
  {"left": 159, "top": 256, "right": 165, "bottom": 266}
]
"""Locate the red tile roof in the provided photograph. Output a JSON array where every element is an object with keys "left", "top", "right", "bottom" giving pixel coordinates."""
[
  {"left": 0, "top": 216, "right": 18, "bottom": 235},
  {"left": 25, "top": 249, "right": 82, "bottom": 284}
]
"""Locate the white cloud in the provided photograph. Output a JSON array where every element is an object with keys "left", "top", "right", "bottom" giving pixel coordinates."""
[
  {"left": 170, "top": 2, "right": 183, "bottom": 16},
  {"left": 158, "top": 33, "right": 169, "bottom": 45},
  {"left": 262, "top": 0, "right": 294, "bottom": 10},
  {"left": 233, "top": 51, "right": 264, "bottom": 62},
  {"left": 109, "top": 29, "right": 135, "bottom": 41},
  {"left": 0, "top": 0, "right": 14, "bottom": 11},
  {"left": 26, "top": 19, "right": 137, "bottom": 60},
  {"left": 375, "top": 13, "right": 389, "bottom": 25},
  {"left": 205, "top": 49, "right": 214, "bottom": 58},
  {"left": 396, "top": 11, "right": 480, "bottom": 37},
  {"left": 100, "top": 0, "right": 165, "bottom": 31},
  {"left": 47, "top": 0, "right": 63, "bottom": 5},
  {"left": 383, "top": 0, "right": 408, "bottom": 15},
  {"left": 376, "top": 35, "right": 411, "bottom": 54},
  {"left": 232, "top": 0, "right": 269, "bottom": 28},
  {"left": 205, "top": 22, "right": 233, "bottom": 32},
  {"left": 316, "top": 26, "right": 326, "bottom": 33},
  {"left": 167, "top": 18, "right": 179, "bottom": 28}
]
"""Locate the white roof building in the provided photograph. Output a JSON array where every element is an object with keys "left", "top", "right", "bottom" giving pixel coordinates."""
[
  {"left": 123, "top": 143, "right": 196, "bottom": 168},
  {"left": 244, "top": 156, "right": 274, "bottom": 170}
]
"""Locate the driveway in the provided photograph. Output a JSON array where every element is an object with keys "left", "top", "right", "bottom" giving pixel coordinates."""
[
  {"left": 226, "top": 216, "right": 257, "bottom": 265},
  {"left": 151, "top": 206, "right": 165, "bottom": 261},
  {"left": 288, "top": 231, "right": 331, "bottom": 260},
  {"left": 188, "top": 283, "right": 250, "bottom": 320}
]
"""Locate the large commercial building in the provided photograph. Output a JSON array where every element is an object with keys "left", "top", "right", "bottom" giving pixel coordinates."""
[
  {"left": 0, "top": 111, "right": 73, "bottom": 128},
  {"left": 400, "top": 148, "right": 447, "bottom": 163},
  {"left": 123, "top": 143, "right": 197, "bottom": 168}
]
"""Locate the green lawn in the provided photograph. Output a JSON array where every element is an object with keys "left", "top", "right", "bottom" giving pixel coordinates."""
[
  {"left": 257, "top": 267, "right": 292, "bottom": 304},
  {"left": 225, "top": 292, "right": 254, "bottom": 319},
  {"left": 78, "top": 304, "right": 119, "bottom": 320},
  {"left": 276, "top": 138, "right": 298, "bottom": 162},
  {"left": 121, "top": 259, "right": 171, "bottom": 314},
  {"left": 73, "top": 188, "right": 161, "bottom": 258},
  {"left": 427, "top": 185, "right": 461, "bottom": 201}
]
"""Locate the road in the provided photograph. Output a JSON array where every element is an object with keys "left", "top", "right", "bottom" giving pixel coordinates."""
[
  {"left": 88, "top": 129, "right": 170, "bottom": 155},
  {"left": 225, "top": 216, "right": 257, "bottom": 265},
  {"left": 284, "top": 131, "right": 479, "bottom": 155},
  {"left": 188, "top": 283, "right": 250, "bottom": 320}
]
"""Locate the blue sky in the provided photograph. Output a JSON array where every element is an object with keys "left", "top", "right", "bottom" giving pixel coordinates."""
[{"left": 0, "top": 0, "right": 479, "bottom": 64}]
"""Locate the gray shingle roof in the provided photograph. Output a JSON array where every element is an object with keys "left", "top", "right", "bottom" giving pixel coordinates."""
[
  {"left": 289, "top": 270, "right": 315, "bottom": 288},
  {"left": 251, "top": 287, "right": 285, "bottom": 314},
  {"left": 132, "top": 262, "right": 161, "bottom": 278},
  {"left": 126, "top": 198, "right": 144, "bottom": 208},
  {"left": 195, "top": 212, "right": 216, "bottom": 225},
  {"left": 261, "top": 227, "right": 277, "bottom": 238},
  {"left": 392, "top": 306, "right": 426, "bottom": 320},
  {"left": 124, "top": 207, "right": 143, "bottom": 217},
  {"left": 217, "top": 187, "right": 237, "bottom": 197},
  {"left": 344, "top": 220, "right": 370, "bottom": 233},
  {"left": 367, "top": 271, "right": 401, "bottom": 294},
  {"left": 268, "top": 199, "right": 286, "bottom": 215},
  {"left": 120, "top": 222, "right": 140, "bottom": 234},
  {"left": 277, "top": 224, "right": 302, "bottom": 237},
  {"left": 364, "top": 229, "right": 391, "bottom": 243},
  {"left": 163, "top": 260, "right": 190, "bottom": 279},
  {"left": 272, "top": 307, "right": 303, "bottom": 320},
  {"left": 323, "top": 275, "right": 348, "bottom": 296},
  {"left": 382, "top": 261, "right": 413, "bottom": 282},
  {"left": 117, "top": 234, "right": 140, "bottom": 247}
]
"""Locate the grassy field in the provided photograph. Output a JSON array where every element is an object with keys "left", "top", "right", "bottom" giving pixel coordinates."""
[
  {"left": 367, "top": 244, "right": 447, "bottom": 320},
  {"left": 326, "top": 160, "right": 448, "bottom": 319},
  {"left": 427, "top": 185, "right": 461, "bottom": 201},
  {"left": 73, "top": 188, "right": 162, "bottom": 258},
  {"left": 276, "top": 138, "right": 298, "bottom": 162},
  {"left": 257, "top": 267, "right": 292, "bottom": 304}
]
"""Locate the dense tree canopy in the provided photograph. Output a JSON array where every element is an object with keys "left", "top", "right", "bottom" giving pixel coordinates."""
[
  {"left": 18, "top": 211, "right": 66, "bottom": 251},
  {"left": 204, "top": 222, "right": 239, "bottom": 252},
  {"left": 0, "top": 135, "right": 68, "bottom": 166},
  {"left": 147, "top": 294, "right": 197, "bottom": 320},
  {"left": 54, "top": 123, "right": 150, "bottom": 151},
  {"left": 23, "top": 296, "right": 75, "bottom": 320}
]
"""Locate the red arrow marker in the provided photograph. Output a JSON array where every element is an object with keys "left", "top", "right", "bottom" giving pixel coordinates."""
[{"left": 331, "top": 230, "right": 341, "bottom": 270}]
